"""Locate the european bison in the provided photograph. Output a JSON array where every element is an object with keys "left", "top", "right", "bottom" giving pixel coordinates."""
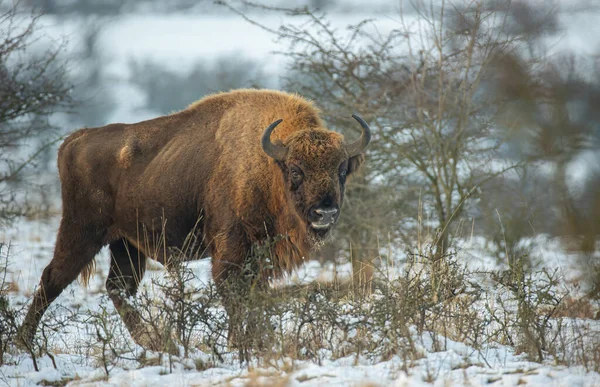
[{"left": 19, "top": 89, "right": 371, "bottom": 351}]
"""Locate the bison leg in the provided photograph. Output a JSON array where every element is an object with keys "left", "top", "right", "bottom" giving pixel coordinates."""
[
  {"left": 212, "top": 242, "right": 271, "bottom": 361},
  {"left": 106, "top": 238, "right": 146, "bottom": 341},
  {"left": 211, "top": 243, "right": 250, "bottom": 353},
  {"left": 18, "top": 217, "right": 105, "bottom": 349},
  {"left": 106, "top": 238, "right": 176, "bottom": 354}
]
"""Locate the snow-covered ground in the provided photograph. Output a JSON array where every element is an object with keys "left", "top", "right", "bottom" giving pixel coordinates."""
[{"left": 1, "top": 215, "right": 599, "bottom": 386}]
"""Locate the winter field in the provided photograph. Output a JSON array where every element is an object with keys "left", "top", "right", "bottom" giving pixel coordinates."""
[
  {"left": 1, "top": 215, "right": 600, "bottom": 386},
  {"left": 2, "top": 2, "right": 600, "bottom": 386}
]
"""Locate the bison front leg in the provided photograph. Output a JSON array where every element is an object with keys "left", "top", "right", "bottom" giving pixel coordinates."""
[
  {"left": 106, "top": 239, "right": 177, "bottom": 354},
  {"left": 211, "top": 241, "right": 270, "bottom": 361},
  {"left": 212, "top": 255, "right": 246, "bottom": 348}
]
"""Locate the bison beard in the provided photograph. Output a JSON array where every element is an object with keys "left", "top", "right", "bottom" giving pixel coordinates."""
[{"left": 18, "top": 89, "right": 371, "bottom": 353}]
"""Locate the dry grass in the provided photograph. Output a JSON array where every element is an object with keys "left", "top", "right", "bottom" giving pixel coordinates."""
[
  {"left": 71, "top": 234, "right": 598, "bottom": 376},
  {"left": 2, "top": 226, "right": 599, "bottom": 380},
  {"left": 244, "top": 369, "right": 289, "bottom": 387},
  {"left": 551, "top": 297, "right": 600, "bottom": 319}
]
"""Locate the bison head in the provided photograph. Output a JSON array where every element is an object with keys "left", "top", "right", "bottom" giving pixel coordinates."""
[{"left": 261, "top": 115, "right": 371, "bottom": 241}]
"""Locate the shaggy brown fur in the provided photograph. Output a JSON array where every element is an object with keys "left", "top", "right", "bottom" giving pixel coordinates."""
[{"left": 19, "top": 89, "right": 368, "bottom": 351}]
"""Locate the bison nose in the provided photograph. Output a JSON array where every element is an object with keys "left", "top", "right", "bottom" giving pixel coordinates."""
[
  {"left": 314, "top": 208, "right": 338, "bottom": 218},
  {"left": 309, "top": 206, "right": 339, "bottom": 224}
]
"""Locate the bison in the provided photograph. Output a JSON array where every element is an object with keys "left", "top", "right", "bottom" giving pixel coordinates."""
[{"left": 19, "top": 89, "right": 371, "bottom": 351}]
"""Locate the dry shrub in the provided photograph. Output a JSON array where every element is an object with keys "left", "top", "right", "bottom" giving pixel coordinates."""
[{"left": 9, "top": 229, "right": 598, "bottom": 378}]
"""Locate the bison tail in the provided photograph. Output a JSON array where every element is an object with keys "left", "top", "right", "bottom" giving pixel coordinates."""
[{"left": 78, "top": 258, "right": 96, "bottom": 287}]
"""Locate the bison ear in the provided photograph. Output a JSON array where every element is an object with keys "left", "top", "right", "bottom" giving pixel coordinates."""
[{"left": 347, "top": 153, "right": 365, "bottom": 176}]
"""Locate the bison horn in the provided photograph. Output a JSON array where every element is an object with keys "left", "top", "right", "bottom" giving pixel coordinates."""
[
  {"left": 261, "top": 119, "right": 288, "bottom": 161},
  {"left": 345, "top": 114, "right": 372, "bottom": 157}
]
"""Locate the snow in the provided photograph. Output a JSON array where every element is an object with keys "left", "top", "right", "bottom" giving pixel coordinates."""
[
  {"left": 2, "top": 216, "right": 600, "bottom": 386},
  {"left": 3, "top": 335, "right": 599, "bottom": 386}
]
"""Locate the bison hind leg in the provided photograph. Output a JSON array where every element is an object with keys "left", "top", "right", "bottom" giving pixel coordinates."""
[
  {"left": 106, "top": 238, "right": 177, "bottom": 354},
  {"left": 18, "top": 217, "right": 105, "bottom": 349}
]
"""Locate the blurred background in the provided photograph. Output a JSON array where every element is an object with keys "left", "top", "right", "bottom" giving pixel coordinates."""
[{"left": 2, "top": 0, "right": 600, "bottom": 296}]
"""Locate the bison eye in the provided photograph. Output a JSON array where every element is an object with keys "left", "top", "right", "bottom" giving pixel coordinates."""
[
  {"left": 339, "top": 160, "right": 349, "bottom": 179},
  {"left": 290, "top": 165, "right": 304, "bottom": 184}
]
